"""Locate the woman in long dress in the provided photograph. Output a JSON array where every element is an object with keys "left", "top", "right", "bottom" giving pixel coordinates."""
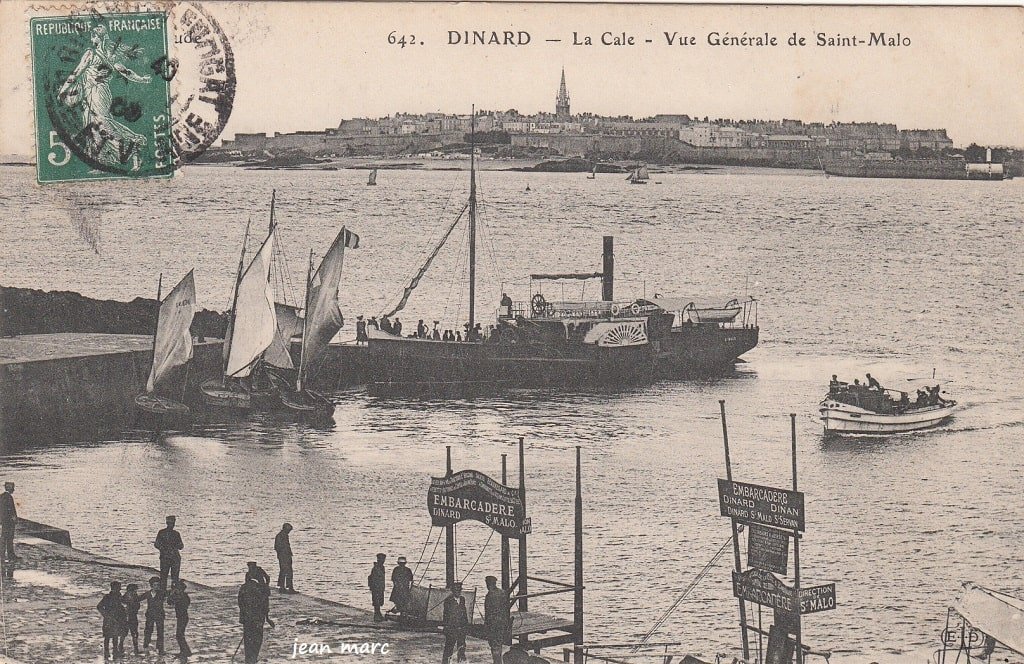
[{"left": 57, "top": 25, "right": 151, "bottom": 169}]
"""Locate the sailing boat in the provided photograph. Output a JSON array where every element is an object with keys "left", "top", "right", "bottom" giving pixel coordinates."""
[
  {"left": 272, "top": 226, "right": 360, "bottom": 418},
  {"left": 367, "top": 168, "right": 377, "bottom": 186},
  {"left": 199, "top": 210, "right": 280, "bottom": 410},
  {"left": 627, "top": 165, "right": 649, "bottom": 184},
  {"left": 135, "top": 270, "right": 197, "bottom": 419},
  {"left": 587, "top": 165, "right": 596, "bottom": 179}
]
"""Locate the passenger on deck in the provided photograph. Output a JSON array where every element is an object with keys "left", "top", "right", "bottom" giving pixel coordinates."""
[
  {"left": 500, "top": 293, "right": 513, "bottom": 319},
  {"left": 416, "top": 320, "right": 427, "bottom": 338},
  {"left": 455, "top": 332, "right": 463, "bottom": 342},
  {"left": 899, "top": 392, "right": 910, "bottom": 411},
  {"left": 369, "top": 316, "right": 379, "bottom": 330},
  {"left": 356, "top": 316, "right": 368, "bottom": 344},
  {"left": 381, "top": 317, "right": 393, "bottom": 334},
  {"left": 866, "top": 373, "right": 882, "bottom": 390},
  {"left": 472, "top": 323, "right": 483, "bottom": 341},
  {"left": 432, "top": 322, "right": 441, "bottom": 340},
  {"left": 393, "top": 318, "right": 403, "bottom": 337}
]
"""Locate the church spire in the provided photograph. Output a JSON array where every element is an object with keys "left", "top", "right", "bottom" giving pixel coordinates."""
[{"left": 555, "top": 67, "right": 571, "bottom": 120}]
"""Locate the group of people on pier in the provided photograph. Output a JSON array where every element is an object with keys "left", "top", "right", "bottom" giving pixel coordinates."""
[
  {"left": 89, "top": 516, "right": 294, "bottom": 662},
  {"left": 366, "top": 551, "right": 514, "bottom": 664}
]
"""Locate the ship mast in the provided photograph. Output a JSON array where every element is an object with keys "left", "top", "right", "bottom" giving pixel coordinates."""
[{"left": 468, "top": 105, "right": 477, "bottom": 332}]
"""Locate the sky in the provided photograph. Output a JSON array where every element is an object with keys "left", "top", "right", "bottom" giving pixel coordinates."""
[{"left": 2, "top": 2, "right": 1023, "bottom": 154}]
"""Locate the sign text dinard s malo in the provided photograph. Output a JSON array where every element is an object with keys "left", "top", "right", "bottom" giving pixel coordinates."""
[{"left": 433, "top": 30, "right": 910, "bottom": 48}]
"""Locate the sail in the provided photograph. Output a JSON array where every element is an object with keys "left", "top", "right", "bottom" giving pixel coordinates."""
[
  {"left": 225, "top": 228, "right": 277, "bottom": 378},
  {"left": 368, "top": 169, "right": 377, "bottom": 185},
  {"left": 383, "top": 204, "right": 467, "bottom": 319},
  {"left": 146, "top": 270, "right": 196, "bottom": 393},
  {"left": 298, "top": 227, "right": 359, "bottom": 387},
  {"left": 954, "top": 582, "right": 1024, "bottom": 655},
  {"left": 264, "top": 302, "right": 303, "bottom": 370},
  {"left": 638, "top": 166, "right": 650, "bottom": 180}
]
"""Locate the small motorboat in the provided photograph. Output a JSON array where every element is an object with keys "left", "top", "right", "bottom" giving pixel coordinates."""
[{"left": 819, "top": 376, "right": 957, "bottom": 435}]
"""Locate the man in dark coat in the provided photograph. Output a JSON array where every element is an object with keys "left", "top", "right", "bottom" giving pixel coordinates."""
[
  {"left": 141, "top": 576, "right": 165, "bottom": 654},
  {"left": 275, "top": 523, "right": 294, "bottom": 593},
  {"left": 1, "top": 482, "right": 17, "bottom": 561},
  {"left": 484, "top": 575, "right": 511, "bottom": 664},
  {"left": 441, "top": 581, "right": 469, "bottom": 663},
  {"left": 356, "top": 316, "right": 368, "bottom": 344},
  {"left": 389, "top": 556, "right": 414, "bottom": 614},
  {"left": 154, "top": 515, "right": 184, "bottom": 590},
  {"left": 97, "top": 580, "right": 128, "bottom": 659},
  {"left": 368, "top": 553, "right": 386, "bottom": 621},
  {"left": 238, "top": 575, "right": 269, "bottom": 664},
  {"left": 167, "top": 579, "right": 192, "bottom": 658}
]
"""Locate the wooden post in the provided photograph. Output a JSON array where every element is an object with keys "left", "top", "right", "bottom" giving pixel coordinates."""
[
  {"left": 791, "top": 414, "right": 802, "bottom": 664},
  {"left": 518, "top": 436, "right": 528, "bottom": 615},
  {"left": 446, "top": 445, "right": 455, "bottom": 589},
  {"left": 573, "top": 446, "right": 584, "bottom": 664},
  {"left": 501, "top": 453, "right": 511, "bottom": 592},
  {"left": 720, "top": 400, "right": 750, "bottom": 661}
]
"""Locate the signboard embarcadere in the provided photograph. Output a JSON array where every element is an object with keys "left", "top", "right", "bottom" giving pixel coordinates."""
[{"left": 428, "top": 469, "right": 526, "bottom": 538}]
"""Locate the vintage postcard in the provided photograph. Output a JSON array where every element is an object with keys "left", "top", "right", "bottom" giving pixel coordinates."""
[{"left": 0, "top": 2, "right": 1022, "bottom": 664}]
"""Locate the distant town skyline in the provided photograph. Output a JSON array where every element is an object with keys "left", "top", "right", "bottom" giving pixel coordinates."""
[{"left": 2, "top": 3, "right": 1023, "bottom": 155}]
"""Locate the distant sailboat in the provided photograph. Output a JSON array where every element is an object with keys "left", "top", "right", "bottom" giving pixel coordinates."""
[
  {"left": 367, "top": 168, "right": 377, "bottom": 186},
  {"left": 627, "top": 165, "right": 649, "bottom": 185},
  {"left": 135, "top": 270, "right": 197, "bottom": 419},
  {"left": 587, "top": 165, "right": 596, "bottom": 179},
  {"left": 272, "top": 226, "right": 360, "bottom": 419},
  {"left": 199, "top": 210, "right": 280, "bottom": 411}
]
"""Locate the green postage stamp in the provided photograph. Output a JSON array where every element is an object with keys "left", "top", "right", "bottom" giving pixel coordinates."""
[{"left": 31, "top": 12, "right": 173, "bottom": 182}]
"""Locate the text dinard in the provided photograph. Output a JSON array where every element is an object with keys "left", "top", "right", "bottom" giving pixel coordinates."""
[{"left": 443, "top": 30, "right": 910, "bottom": 47}]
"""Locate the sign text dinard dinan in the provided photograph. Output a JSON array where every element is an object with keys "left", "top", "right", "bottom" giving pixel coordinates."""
[{"left": 717, "top": 478, "right": 805, "bottom": 531}]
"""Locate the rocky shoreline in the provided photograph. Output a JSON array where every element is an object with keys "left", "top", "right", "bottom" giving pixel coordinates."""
[{"left": 0, "top": 286, "right": 227, "bottom": 338}]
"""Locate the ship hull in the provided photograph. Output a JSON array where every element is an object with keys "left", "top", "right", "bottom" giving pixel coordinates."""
[
  {"left": 366, "top": 323, "right": 757, "bottom": 395},
  {"left": 657, "top": 325, "right": 759, "bottom": 377},
  {"left": 367, "top": 335, "right": 655, "bottom": 395},
  {"left": 819, "top": 401, "right": 956, "bottom": 435}
]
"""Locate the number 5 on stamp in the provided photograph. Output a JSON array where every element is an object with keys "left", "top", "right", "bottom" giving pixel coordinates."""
[{"left": 30, "top": 12, "right": 173, "bottom": 183}]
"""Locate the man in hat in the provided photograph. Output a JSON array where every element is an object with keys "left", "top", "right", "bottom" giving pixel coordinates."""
[
  {"left": 368, "top": 553, "right": 387, "bottom": 621},
  {"left": 154, "top": 515, "right": 184, "bottom": 590},
  {"left": 246, "top": 561, "right": 270, "bottom": 587},
  {"left": 432, "top": 322, "right": 441, "bottom": 340},
  {"left": 442, "top": 581, "right": 469, "bottom": 663},
  {"left": 238, "top": 573, "right": 269, "bottom": 664},
  {"left": 275, "top": 523, "right": 294, "bottom": 593},
  {"left": 0, "top": 482, "right": 16, "bottom": 561},
  {"left": 390, "top": 556, "right": 414, "bottom": 614},
  {"left": 484, "top": 575, "right": 511, "bottom": 664}
]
